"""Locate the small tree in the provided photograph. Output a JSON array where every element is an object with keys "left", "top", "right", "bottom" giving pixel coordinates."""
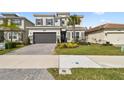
[
  {"left": 68, "top": 15, "right": 81, "bottom": 42},
  {"left": 0, "top": 18, "right": 19, "bottom": 42}
]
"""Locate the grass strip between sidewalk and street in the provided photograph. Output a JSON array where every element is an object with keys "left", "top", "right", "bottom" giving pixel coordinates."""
[{"left": 48, "top": 68, "right": 124, "bottom": 80}]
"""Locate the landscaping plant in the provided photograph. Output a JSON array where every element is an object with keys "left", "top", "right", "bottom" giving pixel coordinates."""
[
  {"left": 57, "top": 42, "right": 79, "bottom": 49},
  {"left": 5, "top": 42, "right": 17, "bottom": 49}
]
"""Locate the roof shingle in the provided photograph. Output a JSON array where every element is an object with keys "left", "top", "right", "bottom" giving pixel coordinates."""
[{"left": 87, "top": 23, "right": 124, "bottom": 34}]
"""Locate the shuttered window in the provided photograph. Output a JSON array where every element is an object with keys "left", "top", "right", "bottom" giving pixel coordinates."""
[
  {"left": 36, "top": 19, "right": 43, "bottom": 25},
  {"left": 11, "top": 19, "right": 21, "bottom": 25},
  {"left": 46, "top": 19, "right": 53, "bottom": 25}
]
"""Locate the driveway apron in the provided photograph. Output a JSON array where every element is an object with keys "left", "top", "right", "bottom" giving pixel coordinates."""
[{"left": 6, "top": 44, "right": 56, "bottom": 55}]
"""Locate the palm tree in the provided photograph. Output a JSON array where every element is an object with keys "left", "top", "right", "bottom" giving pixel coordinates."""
[
  {"left": 68, "top": 15, "right": 81, "bottom": 42},
  {"left": 0, "top": 18, "right": 19, "bottom": 42}
]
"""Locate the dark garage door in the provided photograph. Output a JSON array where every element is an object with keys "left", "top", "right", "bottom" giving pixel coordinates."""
[{"left": 33, "top": 32, "right": 56, "bottom": 43}]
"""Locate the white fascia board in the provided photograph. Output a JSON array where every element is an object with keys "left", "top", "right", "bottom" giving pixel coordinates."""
[
  {"left": 104, "top": 31, "right": 124, "bottom": 33},
  {"left": 26, "top": 26, "right": 61, "bottom": 29}
]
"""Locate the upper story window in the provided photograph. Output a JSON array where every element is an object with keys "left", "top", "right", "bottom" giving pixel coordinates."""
[
  {"left": 36, "top": 19, "right": 43, "bottom": 25},
  {"left": 11, "top": 19, "right": 21, "bottom": 25},
  {"left": 60, "top": 19, "right": 65, "bottom": 26},
  {"left": 61, "top": 20, "right": 65, "bottom": 24},
  {"left": 55, "top": 18, "right": 58, "bottom": 22},
  {"left": 46, "top": 19, "right": 53, "bottom": 25}
]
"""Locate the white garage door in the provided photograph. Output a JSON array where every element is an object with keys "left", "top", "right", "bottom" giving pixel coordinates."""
[{"left": 106, "top": 33, "right": 124, "bottom": 44}]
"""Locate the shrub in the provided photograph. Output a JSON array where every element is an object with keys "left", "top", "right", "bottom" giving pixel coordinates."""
[
  {"left": 57, "top": 43, "right": 67, "bottom": 48},
  {"left": 78, "top": 42, "right": 91, "bottom": 45},
  {"left": 15, "top": 42, "right": 23, "bottom": 45},
  {"left": 5, "top": 42, "right": 17, "bottom": 49},
  {"left": 57, "top": 42, "right": 79, "bottom": 48},
  {"left": 66, "top": 42, "right": 78, "bottom": 48},
  {"left": 102, "top": 42, "right": 113, "bottom": 46},
  {"left": 57, "top": 39, "right": 60, "bottom": 43}
]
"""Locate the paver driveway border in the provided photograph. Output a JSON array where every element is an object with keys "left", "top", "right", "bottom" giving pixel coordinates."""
[{"left": 0, "top": 69, "right": 54, "bottom": 80}]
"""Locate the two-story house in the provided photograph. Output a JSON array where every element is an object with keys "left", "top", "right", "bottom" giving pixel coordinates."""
[
  {"left": 27, "top": 12, "right": 85, "bottom": 44},
  {"left": 0, "top": 13, "right": 34, "bottom": 43}
]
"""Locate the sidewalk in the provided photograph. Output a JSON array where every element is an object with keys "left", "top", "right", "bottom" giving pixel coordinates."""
[
  {"left": 0, "top": 55, "right": 58, "bottom": 68},
  {"left": 59, "top": 55, "right": 124, "bottom": 69},
  {"left": 0, "top": 55, "right": 124, "bottom": 68},
  {"left": 88, "top": 56, "right": 124, "bottom": 68}
]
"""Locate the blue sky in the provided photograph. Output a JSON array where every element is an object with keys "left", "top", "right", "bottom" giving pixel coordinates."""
[{"left": 1, "top": 12, "right": 124, "bottom": 28}]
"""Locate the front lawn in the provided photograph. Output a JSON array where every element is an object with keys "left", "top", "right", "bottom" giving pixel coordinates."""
[
  {"left": 48, "top": 68, "right": 124, "bottom": 80},
  {"left": 55, "top": 44, "right": 124, "bottom": 55},
  {"left": 0, "top": 44, "right": 24, "bottom": 55}
]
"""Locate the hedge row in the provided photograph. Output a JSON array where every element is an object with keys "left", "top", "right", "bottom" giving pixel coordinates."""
[{"left": 5, "top": 42, "right": 17, "bottom": 49}]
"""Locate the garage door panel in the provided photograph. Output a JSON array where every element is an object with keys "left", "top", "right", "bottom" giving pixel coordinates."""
[
  {"left": 33, "top": 32, "right": 56, "bottom": 43},
  {"left": 107, "top": 33, "right": 124, "bottom": 44}
]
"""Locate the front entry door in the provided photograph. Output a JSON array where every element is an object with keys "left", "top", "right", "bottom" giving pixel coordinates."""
[{"left": 61, "top": 31, "right": 67, "bottom": 42}]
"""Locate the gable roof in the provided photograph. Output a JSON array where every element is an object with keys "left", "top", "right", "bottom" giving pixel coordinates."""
[{"left": 86, "top": 23, "right": 124, "bottom": 34}]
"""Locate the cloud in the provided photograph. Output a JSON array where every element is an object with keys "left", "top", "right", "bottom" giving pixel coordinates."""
[
  {"left": 100, "top": 19, "right": 105, "bottom": 22},
  {"left": 100, "top": 19, "right": 111, "bottom": 23},
  {"left": 94, "top": 12, "right": 104, "bottom": 15}
]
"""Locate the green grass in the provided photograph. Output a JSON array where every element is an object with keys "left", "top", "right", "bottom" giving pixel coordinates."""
[
  {"left": 48, "top": 68, "right": 124, "bottom": 80},
  {"left": 0, "top": 45, "right": 24, "bottom": 55},
  {"left": 55, "top": 44, "right": 124, "bottom": 55}
]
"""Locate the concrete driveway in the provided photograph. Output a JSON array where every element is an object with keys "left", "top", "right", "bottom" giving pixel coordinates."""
[{"left": 7, "top": 44, "right": 56, "bottom": 55}]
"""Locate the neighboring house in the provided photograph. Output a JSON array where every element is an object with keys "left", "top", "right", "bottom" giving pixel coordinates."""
[
  {"left": 0, "top": 13, "right": 34, "bottom": 43},
  {"left": 86, "top": 23, "right": 124, "bottom": 45},
  {"left": 27, "top": 12, "right": 85, "bottom": 44}
]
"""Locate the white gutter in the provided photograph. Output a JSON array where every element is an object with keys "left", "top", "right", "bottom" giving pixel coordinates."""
[{"left": 104, "top": 31, "right": 124, "bottom": 33}]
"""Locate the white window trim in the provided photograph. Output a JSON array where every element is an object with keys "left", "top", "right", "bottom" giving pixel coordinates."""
[{"left": 8, "top": 32, "right": 18, "bottom": 40}]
